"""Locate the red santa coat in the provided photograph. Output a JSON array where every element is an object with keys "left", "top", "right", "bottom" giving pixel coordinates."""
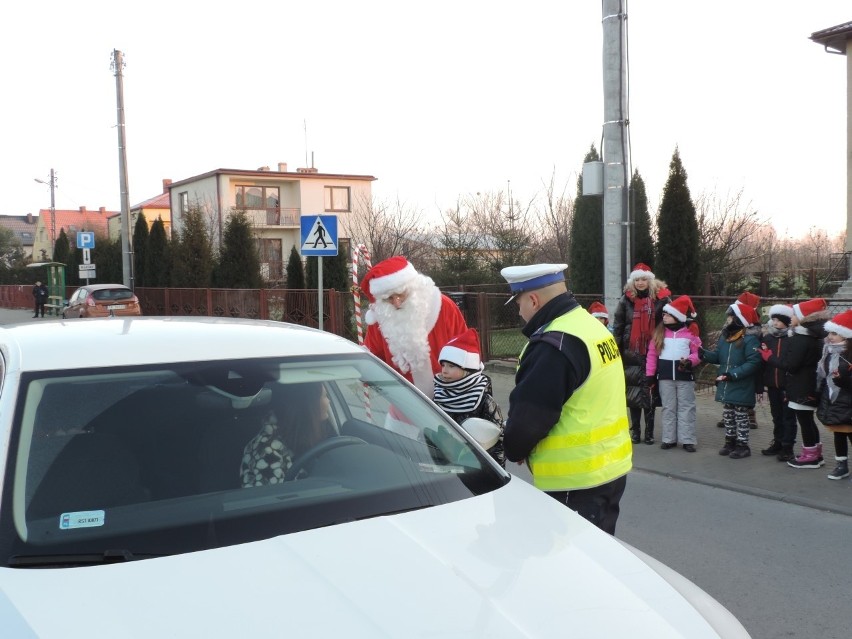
[{"left": 364, "top": 293, "right": 468, "bottom": 397}]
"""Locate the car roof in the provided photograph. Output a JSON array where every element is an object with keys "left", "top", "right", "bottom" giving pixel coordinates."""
[
  {"left": 75, "top": 284, "right": 132, "bottom": 292},
  {"left": 0, "top": 317, "right": 365, "bottom": 373}
]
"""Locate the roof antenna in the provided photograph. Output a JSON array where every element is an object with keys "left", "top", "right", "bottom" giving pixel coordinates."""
[{"left": 303, "top": 119, "right": 308, "bottom": 168}]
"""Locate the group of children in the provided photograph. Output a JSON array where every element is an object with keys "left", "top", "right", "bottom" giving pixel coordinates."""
[{"left": 593, "top": 292, "right": 852, "bottom": 480}]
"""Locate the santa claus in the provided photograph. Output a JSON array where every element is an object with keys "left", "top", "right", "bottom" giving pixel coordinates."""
[{"left": 361, "top": 256, "right": 468, "bottom": 397}]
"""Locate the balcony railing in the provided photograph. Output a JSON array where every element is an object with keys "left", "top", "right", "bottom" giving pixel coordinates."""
[{"left": 243, "top": 207, "right": 300, "bottom": 227}]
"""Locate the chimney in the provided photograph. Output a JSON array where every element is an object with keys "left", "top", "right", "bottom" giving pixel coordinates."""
[
  {"left": 257, "top": 166, "right": 270, "bottom": 171},
  {"left": 99, "top": 207, "right": 106, "bottom": 214},
  {"left": 277, "top": 162, "right": 288, "bottom": 172},
  {"left": 26, "top": 213, "right": 33, "bottom": 224},
  {"left": 79, "top": 206, "right": 87, "bottom": 213},
  {"left": 162, "top": 178, "right": 172, "bottom": 193}
]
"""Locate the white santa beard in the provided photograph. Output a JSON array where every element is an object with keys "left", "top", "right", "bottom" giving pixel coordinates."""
[{"left": 371, "top": 275, "right": 440, "bottom": 376}]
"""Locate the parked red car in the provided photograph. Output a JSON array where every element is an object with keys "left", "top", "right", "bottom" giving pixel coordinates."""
[{"left": 62, "top": 284, "right": 142, "bottom": 319}]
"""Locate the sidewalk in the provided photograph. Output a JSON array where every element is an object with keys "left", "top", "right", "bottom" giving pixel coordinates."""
[{"left": 485, "top": 360, "right": 852, "bottom": 517}]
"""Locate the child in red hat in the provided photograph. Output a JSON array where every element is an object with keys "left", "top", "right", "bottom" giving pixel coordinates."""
[
  {"left": 759, "top": 297, "right": 830, "bottom": 468},
  {"left": 646, "top": 296, "right": 702, "bottom": 452},
  {"left": 588, "top": 301, "right": 610, "bottom": 328},
  {"left": 815, "top": 309, "right": 852, "bottom": 480},
  {"left": 433, "top": 328, "right": 505, "bottom": 467},
  {"left": 759, "top": 304, "right": 798, "bottom": 460}
]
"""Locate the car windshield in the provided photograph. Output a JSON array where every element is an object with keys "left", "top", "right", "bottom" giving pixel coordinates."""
[
  {"left": 91, "top": 288, "right": 134, "bottom": 301},
  {"left": 0, "top": 354, "right": 506, "bottom": 567}
]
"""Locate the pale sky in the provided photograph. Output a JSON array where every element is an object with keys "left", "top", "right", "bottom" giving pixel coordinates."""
[{"left": 2, "top": 1, "right": 848, "bottom": 239}]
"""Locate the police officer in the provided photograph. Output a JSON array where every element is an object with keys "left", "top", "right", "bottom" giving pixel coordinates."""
[{"left": 500, "top": 263, "right": 632, "bottom": 534}]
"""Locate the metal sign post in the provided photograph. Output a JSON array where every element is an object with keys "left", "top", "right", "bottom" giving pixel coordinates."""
[{"left": 300, "top": 215, "right": 338, "bottom": 331}]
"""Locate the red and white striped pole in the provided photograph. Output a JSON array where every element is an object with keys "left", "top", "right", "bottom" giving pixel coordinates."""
[{"left": 351, "top": 244, "right": 373, "bottom": 420}]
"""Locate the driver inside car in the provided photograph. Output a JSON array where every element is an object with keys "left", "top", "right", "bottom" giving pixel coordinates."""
[{"left": 240, "top": 382, "right": 334, "bottom": 486}]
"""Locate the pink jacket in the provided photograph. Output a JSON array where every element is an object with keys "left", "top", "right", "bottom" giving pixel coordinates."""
[{"left": 646, "top": 326, "right": 702, "bottom": 381}]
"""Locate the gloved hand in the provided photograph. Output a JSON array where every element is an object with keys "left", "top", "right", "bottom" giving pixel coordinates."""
[
  {"left": 645, "top": 375, "right": 656, "bottom": 389},
  {"left": 678, "top": 358, "right": 693, "bottom": 372},
  {"left": 758, "top": 346, "right": 772, "bottom": 362}
]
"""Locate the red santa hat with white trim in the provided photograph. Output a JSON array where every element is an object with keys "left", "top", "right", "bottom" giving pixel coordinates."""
[
  {"left": 729, "top": 300, "right": 760, "bottom": 327},
  {"left": 359, "top": 256, "right": 418, "bottom": 304},
  {"left": 438, "top": 328, "right": 483, "bottom": 371},
  {"left": 825, "top": 309, "right": 852, "bottom": 339},
  {"left": 628, "top": 262, "right": 655, "bottom": 281},
  {"left": 737, "top": 291, "right": 761, "bottom": 310},
  {"left": 792, "top": 297, "right": 827, "bottom": 320},
  {"left": 662, "top": 295, "right": 694, "bottom": 323},
  {"left": 588, "top": 301, "right": 609, "bottom": 320}
]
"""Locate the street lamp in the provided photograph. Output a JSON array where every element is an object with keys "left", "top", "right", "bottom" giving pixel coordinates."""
[{"left": 34, "top": 169, "right": 57, "bottom": 259}]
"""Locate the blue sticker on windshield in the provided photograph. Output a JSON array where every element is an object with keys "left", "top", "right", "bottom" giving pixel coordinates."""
[{"left": 59, "top": 510, "right": 105, "bottom": 530}]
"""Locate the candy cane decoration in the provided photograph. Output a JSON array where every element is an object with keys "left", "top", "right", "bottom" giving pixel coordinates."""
[{"left": 351, "top": 244, "right": 373, "bottom": 421}]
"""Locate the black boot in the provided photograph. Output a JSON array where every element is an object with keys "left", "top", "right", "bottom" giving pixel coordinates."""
[
  {"left": 729, "top": 442, "right": 751, "bottom": 459},
  {"left": 629, "top": 426, "right": 640, "bottom": 444},
  {"left": 776, "top": 445, "right": 795, "bottom": 462},
  {"left": 643, "top": 411, "right": 655, "bottom": 445},
  {"left": 761, "top": 440, "right": 783, "bottom": 456},
  {"left": 719, "top": 437, "right": 736, "bottom": 456}
]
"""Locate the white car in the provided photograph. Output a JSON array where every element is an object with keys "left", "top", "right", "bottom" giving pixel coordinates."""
[{"left": 0, "top": 318, "right": 750, "bottom": 638}]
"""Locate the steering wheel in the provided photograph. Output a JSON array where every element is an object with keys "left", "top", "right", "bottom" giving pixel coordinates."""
[{"left": 283, "top": 436, "right": 368, "bottom": 481}]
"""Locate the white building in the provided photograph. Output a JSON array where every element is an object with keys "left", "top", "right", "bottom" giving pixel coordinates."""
[{"left": 167, "top": 162, "right": 375, "bottom": 281}]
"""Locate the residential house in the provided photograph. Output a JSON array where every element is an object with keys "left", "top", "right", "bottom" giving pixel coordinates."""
[
  {"left": 810, "top": 21, "right": 852, "bottom": 262},
  {"left": 108, "top": 179, "right": 173, "bottom": 241},
  {"left": 0, "top": 214, "right": 38, "bottom": 258},
  {"left": 31, "top": 207, "right": 115, "bottom": 262},
  {"left": 168, "top": 162, "right": 375, "bottom": 281}
]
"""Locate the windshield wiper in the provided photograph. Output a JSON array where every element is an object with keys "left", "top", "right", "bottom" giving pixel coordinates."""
[{"left": 8, "top": 549, "right": 161, "bottom": 568}]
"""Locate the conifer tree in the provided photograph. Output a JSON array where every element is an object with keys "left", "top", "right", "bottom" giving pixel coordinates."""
[
  {"left": 629, "top": 170, "right": 655, "bottom": 268},
  {"left": 286, "top": 245, "right": 305, "bottom": 289},
  {"left": 655, "top": 149, "right": 701, "bottom": 294},
  {"left": 171, "top": 207, "right": 213, "bottom": 288},
  {"left": 568, "top": 145, "right": 603, "bottom": 294},
  {"left": 96, "top": 237, "right": 123, "bottom": 284},
  {"left": 52, "top": 229, "right": 70, "bottom": 267},
  {"left": 132, "top": 212, "right": 149, "bottom": 286},
  {"left": 145, "top": 217, "right": 170, "bottom": 287},
  {"left": 214, "top": 210, "right": 262, "bottom": 288}
]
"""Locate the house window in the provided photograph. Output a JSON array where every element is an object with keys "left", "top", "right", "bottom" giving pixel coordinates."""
[
  {"left": 324, "top": 186, "right": 350, "bottom": 212},
  {"left": 255, "top": 238, "right": 283, "bottom": 281},
  {"left": 179, "top": 192, "right": 189, "bottom": 215},
  {"left": 236, "top": 186, "right": 280, "bottom": 211}
]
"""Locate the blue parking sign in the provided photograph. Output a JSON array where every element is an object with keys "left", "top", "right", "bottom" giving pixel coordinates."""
[{"left": 77, "top": 232, "right": 95, "bottom": 249}]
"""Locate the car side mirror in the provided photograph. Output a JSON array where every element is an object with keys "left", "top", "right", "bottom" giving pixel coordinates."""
[{"left": 459, "top": 417, "right": 501, "bottom": 450}]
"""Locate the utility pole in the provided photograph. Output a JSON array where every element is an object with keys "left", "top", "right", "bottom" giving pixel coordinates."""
[
  {"left": 601, "top": 0, "right": 630, "bottom": 313},
  {"left": 34, "top": 169, "right": 57, "bottom": 259},
  {"left": 112, "top": 49, "right": 133, "bottom": 289}
]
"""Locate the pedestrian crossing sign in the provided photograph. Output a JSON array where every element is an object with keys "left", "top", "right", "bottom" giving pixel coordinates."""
[{"left": 300, "top": 215, "right": 338, "bottom": 256}]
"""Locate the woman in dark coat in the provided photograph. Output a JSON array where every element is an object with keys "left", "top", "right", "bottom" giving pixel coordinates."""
[{"left": 612, "top": 263, "right": 671, "bottom": 445}]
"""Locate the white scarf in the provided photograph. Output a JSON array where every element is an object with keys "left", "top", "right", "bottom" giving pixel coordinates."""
[{"left": 817, "top": 342, "right": 848, "bottom": 403}]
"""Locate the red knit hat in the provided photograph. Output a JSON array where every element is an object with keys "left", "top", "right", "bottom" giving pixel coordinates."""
[
  {"left": 737, "top": 291, "right": 761, "bottom": 310},
  {"left": 663, "top": 295, "right": 694, "bottom": 323},
  {"left": 360, "top": 256, "right": 418, "bottom": 303},
  {"left": 825, "top": 310, "right": 852, "bottom": 339},
  {"left": 438, "top": 328, "right": 483, "bottom": 371},
  {"left": 588, "top": 301, "right": 609, "bottom": 320},
  {"left": 629, "top": 262, "right": 655, "bottom": 281},
  {"left": 729, "top": 301, "right": 759, "bottom": 327},
  {"left": 792, "top": 297, "right": 827, "bottom": 320}
]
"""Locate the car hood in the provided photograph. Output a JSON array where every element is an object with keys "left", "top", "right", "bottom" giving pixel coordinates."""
[{"left": 0, "top": 479, "right": 742, "bottom": 638}]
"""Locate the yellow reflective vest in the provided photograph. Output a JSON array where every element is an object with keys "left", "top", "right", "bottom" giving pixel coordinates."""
[{"left": 519, "top": 308, "right": 632, "bottom": 491}]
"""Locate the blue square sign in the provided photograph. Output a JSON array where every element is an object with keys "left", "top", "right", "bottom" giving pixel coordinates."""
[
  {"left": 300, "top": 215, "right": 338, "bottom": 257},
  {"left": 77, "top": 232, "right": 95, "bottom": 249}
]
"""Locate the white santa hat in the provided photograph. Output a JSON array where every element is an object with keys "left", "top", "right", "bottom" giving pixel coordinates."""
[
  {"left": 438, "top": 328, "right": 483, "bottom": 371},
  {"left": 629, "top": 262, "right": 655, "bottom": 281},
  {"left": 824, "top": 309, "right": 852, "bottom": 339}
]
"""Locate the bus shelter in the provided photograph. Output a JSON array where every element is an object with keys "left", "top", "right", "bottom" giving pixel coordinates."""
[{"left": 27, "top": 262, "right": 67, "bottom": 316}]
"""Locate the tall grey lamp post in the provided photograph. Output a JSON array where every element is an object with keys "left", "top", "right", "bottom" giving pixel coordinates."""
[{"left": 34, "top": 168, "right": 57, "bottom": 259}]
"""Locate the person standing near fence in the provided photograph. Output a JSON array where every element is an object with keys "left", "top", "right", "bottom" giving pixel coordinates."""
[
  {"left": 759, "top": 304, "right": 799, "bottom": 461},
  {"left": 612, "top": 263, "right": 671, "bottom": 445},
  {"left": 499, "top": 263, "right": 631, "bottom": 535},
  {"left": 758, "top": 298, "right": 829, "bottom": 469},
  {"left": 815, "top": 309, "right": 852, "bottom": 481},
  {"left": 32, "top": 281, "right": 48, "bottom": 318},
  {"left": 700, "top": 299, "right": 763, "bottom": 459},
  {"left": 646, "top": 295, "right": 702, "bottom": 452}
]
